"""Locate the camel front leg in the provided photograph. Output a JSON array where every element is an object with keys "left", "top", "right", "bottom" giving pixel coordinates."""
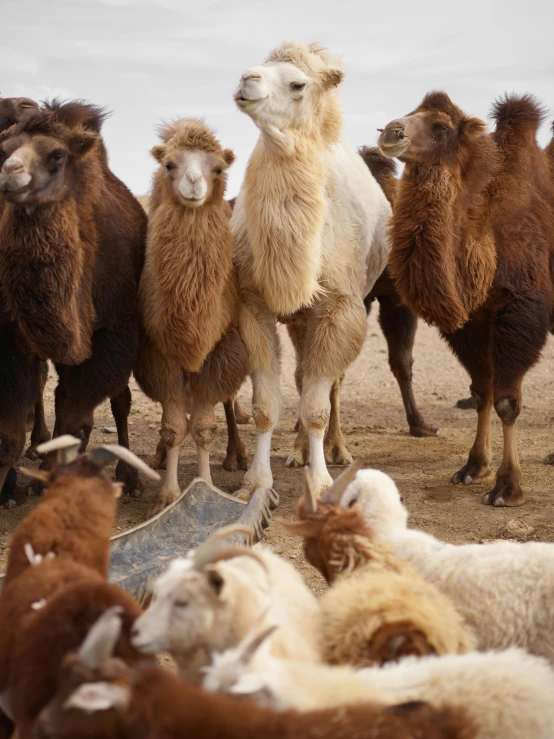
[
  {"left": 235, "top": 298, "right": 281, "bottom": 501},
  {"left": 154, "top": 396, "right": 188, "bottom": 513},
  {"left": 223, "top": 398, "right": 251, "bottom": 472},
  {"left": 452, "top": 391, "right": 493, "bottom": 485},
  {"left": 190, "top": 399, "right": 217, "bottom": 485},
  {"left": 300, "top": 375, "right": 335, "bottom": 494}
]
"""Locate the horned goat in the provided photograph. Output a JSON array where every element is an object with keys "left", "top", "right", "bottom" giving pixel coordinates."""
[
  {"left": 203, "top": 625, "right": 554, "bottom": 739},
  {"left": 131, "top": 524, "right": 321, "bottom": 682},
  {"left": 5, "top": 436, "right": 159, "bottom": 586},
  {"left": 35, "top": 609, "right": 475, "bottom": 739},
  {"left": 333, "top": 463, "right": 554, "bottom": 661},
  {"left": 279, "top": 462, "right": 474, "bottom": 666}
]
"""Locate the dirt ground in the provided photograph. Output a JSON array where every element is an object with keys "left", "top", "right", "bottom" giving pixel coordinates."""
[{"left": 3, "top": 311, "right": 554, "bottom": 593}]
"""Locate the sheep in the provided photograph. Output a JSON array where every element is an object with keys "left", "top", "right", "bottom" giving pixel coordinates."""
[
  {"left": 131, "top": 524, "right": 321, "bottom": 682},
  {"left": 5, "top": 435, "right": 159, "bottom": 586},
  {"left": 279, "top": 464, "right": 474, "bottom": 666},
  {"left": 0, "top": 558, "right": 148, "bottom": 739},
  {"left": 203, "top": 624, "right": 554, "bottom": 739},
  {"left": 330, "top": 462, "right": 554, "bottom": 661},
  {"left": 34, "top": 609, "right": 475, "bottom": 739}
]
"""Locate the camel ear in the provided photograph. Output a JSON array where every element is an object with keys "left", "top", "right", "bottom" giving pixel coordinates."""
[
  {"left": 461, "top": 117, "right": 486, "bottom": 141},
  {"left": 320, "top": 68, "right": 344, "bottom": 89},
  {"left": 150, "top": 144, "right": 166, "bottom": 163},
  {"left": 68, "top": 131, "right": 98, "bottom": 158},
  {"left": 222, "top": 149, "right": 235, "bottom": 167}
]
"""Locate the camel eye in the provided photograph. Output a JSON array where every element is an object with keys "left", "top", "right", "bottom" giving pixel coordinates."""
[
  {"left": 214, "top": 167, "right": 222, "bottom": 175},
  {"left": 291, "top": 82, "right": 306, "bottom": 92},
  {"left": 174, "top": 600, "right": 188, "bottom": 609},
  {"left": 433, "top": 123, "right": 448, "bottom": 135},
  {"left": 50, "top": 150, "right": 65, "bottom": 167},
  {"left": 165, "top": 162, "right": 174, "bottom": 172}
]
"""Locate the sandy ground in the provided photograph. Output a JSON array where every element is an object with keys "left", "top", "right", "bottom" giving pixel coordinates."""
[{"left": 3, "top": 310, "right": 554, "bottom": 593}]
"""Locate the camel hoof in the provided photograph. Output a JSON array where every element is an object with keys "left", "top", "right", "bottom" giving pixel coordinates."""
[
  {"left": 151, "top": 454, "right": 166, "bottom": 471},
  {"left": 285, "top": 450, "right": 308, "bottom": 468},
  {"left": 223, "top": 457, "right": 239, "bottom": 472},
  {"left": 456, "top": 397, "right": 477, "bottom": 410},
  {"left": 324, "top": 445, "right": 353, "bottom": 466},
  {"left": 482, "top": 479, "right": 526, "bottom": 507},
  {"left": 409, "top": 425, "right": 441, "bottom": 438}
]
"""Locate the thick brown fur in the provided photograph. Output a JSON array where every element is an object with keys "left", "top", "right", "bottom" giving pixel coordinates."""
[
  {"left": 382, "top": 92, "right": 554, "bottom": 505},
  {"left": 280, "top": 499, "right": 475, "bottom": 666},
  {"left": 0, "top": 558, "right": 147, "bottom": 739},
  {"left": 36, "top": 654, "right": 475, "bottom": 739},
  {"left": 0, "top": 100, "right": 147, "bottom": 496},
  {"left": 4, "top": 455, "right": 118, "bottom": 586}
]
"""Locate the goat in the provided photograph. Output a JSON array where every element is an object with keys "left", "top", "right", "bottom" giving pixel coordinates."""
[
  {"left": 35, "top": 609, "right": 474, "bottom": 739},
  {"left": 131, "top": 524, "right": 321, "bottom": 682},
  {"left": 5, "top": 436, "right": 159, "bottom": 586},
  {"left": 279, "top": 463, "right": 474, "bottom": 666}
]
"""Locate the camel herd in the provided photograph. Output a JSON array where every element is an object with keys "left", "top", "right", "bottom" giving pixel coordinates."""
[{"left": 0, "top": 41, "right": 553, "bottom": 512}]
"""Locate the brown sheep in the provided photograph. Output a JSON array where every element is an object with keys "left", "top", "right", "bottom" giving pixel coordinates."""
[
  {"left": 34, "top": 613, "right": 475, "bottom": 739},
  {"left": 379, "top": 92, "right": 554, "bottom": 506},
  {"left": 135, "top": 118, "right": 248, "bottom": 511},
  {"left": 280, "top": 463, "right": 474, "bottom": 667},
  {"left": 0, "top": 99, "right": 147, "bottom": 498}
]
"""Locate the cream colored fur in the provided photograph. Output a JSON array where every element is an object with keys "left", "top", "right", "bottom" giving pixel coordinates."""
[
  {"left": 203, "top": 640, "right": 554, "bottom": 739},
  {"left": 131, "top": 547, "right": 321, "bottom": 683},
  {"left": 232, "top": 41, "right": 390, "bottom": 499},
  {"left": 343, "top": 469, "right": 554, "bottom": 662}
]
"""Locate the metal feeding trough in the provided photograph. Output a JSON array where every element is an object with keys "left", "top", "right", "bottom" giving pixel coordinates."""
[{"left": 0, "top": 479, "right": 279, "bottom": 601}]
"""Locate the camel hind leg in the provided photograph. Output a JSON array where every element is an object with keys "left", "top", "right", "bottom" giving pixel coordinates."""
[
  {"left": 223, "top": 397, "right": 251, "bottom": 472},
  {"left": 110, "top": 385, "right": 142, "bottom": 496},
  {"left": 324, "top": 375, "right": 353, "bottom": 465},
  {"left": 25, "top": 360, "right": 51, "bottom": 460}
]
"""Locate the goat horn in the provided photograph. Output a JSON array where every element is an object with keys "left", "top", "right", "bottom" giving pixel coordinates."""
[
  {"left": 192, "top": 524, "right": 253, "bottom": 569},
  {"left": 37, "top": 434, "right": 81, "bottom": 465},
  {"left": 320, "top": 457, "right": 365, "bottom": 504},
  {"left": 240, "top": 624, "right": 279, "bottom": 664},
  {"left": 199, "top": 546, "right": 269, "bottom": 576},
  {"left": 303, "top": 467, "right": 318, "bottom": 515},
  {"left": 78, "top": 606, "right": 124, "bottom": 670},
  {"left": 87, "top": 445, "right": 161, "bottom": 481}
]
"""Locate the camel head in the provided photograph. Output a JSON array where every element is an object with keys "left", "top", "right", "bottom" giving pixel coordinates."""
[
  {"left": 0, "top": 96, "right": 40, "bottom": 134},
  {"left": 234, "top": 41, "right": 344, "bottom": 135},
  {"left": 378, "top": 91, "right": 487, "bottom": 165},
  {"left": 0, "top": 111, "right": 99, "bottom": 206},
  {"left": 150, "top": 118, "right": 234, "bottom": 209}
]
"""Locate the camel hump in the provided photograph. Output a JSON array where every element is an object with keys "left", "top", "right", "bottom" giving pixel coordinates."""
[
  {"left": 358, "top": 146, "right": 398, "bottom": 182},
  {"left": 491, "top": 94, "right": 547, "bottom": 139}
]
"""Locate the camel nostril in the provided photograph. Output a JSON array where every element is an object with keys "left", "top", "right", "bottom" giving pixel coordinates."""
[
  {"left": 398, "top": 131, "right": 405, "bottom": 139},
  {"left": 242, "top": 73, "right": 262, "bottom": 82}
]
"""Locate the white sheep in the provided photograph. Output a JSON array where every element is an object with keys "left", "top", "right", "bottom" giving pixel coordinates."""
[
  {"left": 131, "top": 525, "right": 321, "bottom": 681},
  {"left": 334, "top": 466, "right": 554, "bottom": 661},
  {"left": 202, "top": 627, "right": 554, "bottom": 739}
]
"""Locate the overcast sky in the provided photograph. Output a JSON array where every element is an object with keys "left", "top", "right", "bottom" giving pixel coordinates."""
[{"left": 2, "top": 0, "right": 552, "bottom": 197}]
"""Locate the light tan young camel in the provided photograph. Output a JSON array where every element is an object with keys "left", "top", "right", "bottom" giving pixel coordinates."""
[
  {"left": 231, "top": 42, "right": 391, "bottom": 499},
  {"left": 135, "top": 119, "right": 248, "bottom": 510}
]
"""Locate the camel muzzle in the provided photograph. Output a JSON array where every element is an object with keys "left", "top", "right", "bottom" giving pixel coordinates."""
[{"left": 0, "top": 156, "right": 31, "bottom": 196}]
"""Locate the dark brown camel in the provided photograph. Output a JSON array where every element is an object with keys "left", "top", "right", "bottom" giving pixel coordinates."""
[
  {"left": 379, "top": 91, "right": 554, "bottom": 506},
  {"left": 0, "top": 96, "right": 51, "bottom": 506},
  {"left": 0, "top": 100, "right": 147, "bottom": 499}
]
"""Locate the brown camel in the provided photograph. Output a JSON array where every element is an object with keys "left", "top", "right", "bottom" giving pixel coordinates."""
[
  {"left": 0, "top": 100, "right": 147, "bottom": 497},
  {"left": 379, "top": 92, "right": 554, "bottom": 506},
  {"left": 135, "top": 118, "right": 248, "bottom": 510},
  {"left": 286, "top": 147, "right": 438, "bottom": 470}
]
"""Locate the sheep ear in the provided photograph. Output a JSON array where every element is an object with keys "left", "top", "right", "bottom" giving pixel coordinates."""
[
  {"left": 64, "top": 682, "right": 131, "bottom": 714},
  {"left": 78, "top": 606, "right": 123, "bottom": 670},
  {"left": 461, "top": 116, "right": 486, "bottom": 140},
  {"left": 18, "top": 467, "right": 50, "bottom": 484},
  {"left": 320, "top": 67, "right": 344, "bottom": 89},
  {"left": 222, "top": 149, "right": 235, "bottom": 166},
  {"left": 206, "top": 568, "right": 225, "bottom": 596},
  {"left": 150, "top": 144, "right": 166, "bottom": 163}
]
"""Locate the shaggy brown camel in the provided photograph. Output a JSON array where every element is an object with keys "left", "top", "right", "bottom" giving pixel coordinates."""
[
  {"left": 0, "top": 96, "right": 50, "bottom": 505},
  {"left": 232, "top": 42, "right": 390, "bottom": 499},
  {"left": 0, "top": 100, "right": 147, "bottom": 498},
  {"left": 286, "top": 147, "right": 438, "bottom": 469},
  {"left": 379, "top": 92, "right": 554, "bottom": 506},
  {"left": 135, "top": 119, "right": 248, "bottom": 510}
]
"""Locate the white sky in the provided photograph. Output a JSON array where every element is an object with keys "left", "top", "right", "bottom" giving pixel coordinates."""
[{"left": 2, "top": 0, "right": 552, "bottom": 197}]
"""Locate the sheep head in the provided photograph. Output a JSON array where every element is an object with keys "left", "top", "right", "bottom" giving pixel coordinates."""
[
  {"left": 130, "top": 524, "right": 272, "bottom": 678},
  {"left": 21, "top": 435, "right": 160, "bottom": 495},
  {"left": 278, "top": 460, "right": 395, "bottom": 583}
]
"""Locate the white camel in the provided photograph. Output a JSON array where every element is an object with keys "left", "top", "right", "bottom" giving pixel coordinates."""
[{"left": 232, "top": 41, "right": 390, "bottom": 498}]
